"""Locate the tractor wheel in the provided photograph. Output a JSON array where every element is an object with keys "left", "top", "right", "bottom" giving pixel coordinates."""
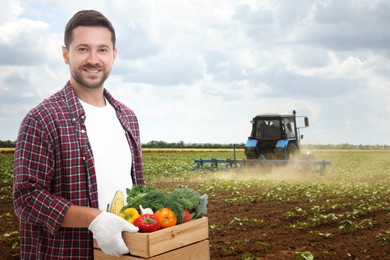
[
  {"left": 245, "top": 147, "right": 259, "bottom": 160},
  {"left": 286, "top": 142, "right": 300, "bottom": 159}
]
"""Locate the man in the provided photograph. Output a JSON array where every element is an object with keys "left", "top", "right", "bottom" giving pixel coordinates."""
[{"left": 13, "top": 10, "right": 145, "bottom": 259}]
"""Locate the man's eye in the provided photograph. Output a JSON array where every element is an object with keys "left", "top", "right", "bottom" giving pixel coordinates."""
[
  {"left": 100, "top": 48, "right": 109, "bottom": 53},
  {"left": 78, "top": 48, "right": 88, "bottom": 52}
]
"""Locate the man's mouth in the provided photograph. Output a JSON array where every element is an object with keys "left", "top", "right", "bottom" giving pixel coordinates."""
[{"left": 82, "top": 67, "right": 102, "bottom": 73}]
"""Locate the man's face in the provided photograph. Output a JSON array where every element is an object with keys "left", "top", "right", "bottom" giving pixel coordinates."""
[{"left": 62, "top": 26, "right": 117, "bottom": 90}]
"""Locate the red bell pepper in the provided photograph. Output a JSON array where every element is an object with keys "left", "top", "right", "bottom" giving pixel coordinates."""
[
  {"left": 133, "top": 214, "right": 160, "bottom": 232},
  {"left": 183, "top": 209, "right": 192, "bottom": 223}
]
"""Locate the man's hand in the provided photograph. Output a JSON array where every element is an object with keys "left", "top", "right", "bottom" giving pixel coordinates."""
[{"left": 88, "top": 211, "right": 139, "bottom": 256}]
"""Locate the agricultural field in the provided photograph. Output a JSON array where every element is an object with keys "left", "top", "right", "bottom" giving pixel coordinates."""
[{"left": 1, "top": 148, "right": 389, "bottom": 259}]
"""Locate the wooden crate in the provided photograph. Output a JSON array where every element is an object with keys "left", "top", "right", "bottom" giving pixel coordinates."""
[{"left": 94, "top": 217, "right": 209, "bottom": 259}]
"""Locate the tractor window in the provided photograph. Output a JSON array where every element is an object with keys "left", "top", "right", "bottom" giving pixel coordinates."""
[
  {"left": 282, "top": 118, "right": 296, "bottom": 138},
  {"left": 255, "top": 119, "right": 281, "bottom": 139}
]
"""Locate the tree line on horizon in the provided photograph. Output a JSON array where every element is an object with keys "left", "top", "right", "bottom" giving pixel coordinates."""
[{"left": 0, "top": 139, "right": 388, "bottom": 150}]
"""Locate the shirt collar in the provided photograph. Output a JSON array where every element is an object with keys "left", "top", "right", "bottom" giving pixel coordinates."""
[
  {"left": 62, "top": 81, "right": 85, "bottom": 122},
  {"left": 62, "top": 81, "right": 122, "bottom": 122}
]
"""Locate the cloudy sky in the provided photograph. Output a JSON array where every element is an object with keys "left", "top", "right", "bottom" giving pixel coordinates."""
[{"left": 1, "top": 0, "right": 389, "bottom": 145}]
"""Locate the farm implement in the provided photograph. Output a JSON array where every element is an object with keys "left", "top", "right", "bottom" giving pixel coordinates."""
[
  {"left": 193, "top": 110, "right": 331, "bottom": 173},
  {"left": 193, "top": 152, "right": 331, "bottom": 173}
]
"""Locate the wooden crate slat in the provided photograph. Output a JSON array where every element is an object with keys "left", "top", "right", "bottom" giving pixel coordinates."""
[{"left": 94, "top": 240, "right": 209, "bottom": 260}]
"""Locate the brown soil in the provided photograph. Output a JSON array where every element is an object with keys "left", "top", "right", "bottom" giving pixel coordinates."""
[
  {"left": 2, "top": 180, "right": 389, "bottom": 260},
  {"left": 156, "top": 179, "right": 390, "bottom": 260},
  {"left": 205, "top": 191, "right": 390, "bottom": 260}
]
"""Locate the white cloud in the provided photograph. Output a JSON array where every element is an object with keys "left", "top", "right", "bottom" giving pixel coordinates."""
[
  {"left": 0, "top": 0, "right": 389, "bottom": 145},
  {"left": 0, "top": 0, "right": 23, "bottom": 24},
  {"left": 0, "top": 19, "right": 49, "bottom": 65}
]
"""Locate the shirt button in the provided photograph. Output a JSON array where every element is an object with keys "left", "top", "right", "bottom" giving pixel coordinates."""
[
  {"left": 81, "top": 129, "right": 86, "bottom": 133},
  {"left": 83, "top": 157, "right": 86, "bottom": 161},
  {"left": 72, "top": 118, "right": 76, "bottom": 121}
]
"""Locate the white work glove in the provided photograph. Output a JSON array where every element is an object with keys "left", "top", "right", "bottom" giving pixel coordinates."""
[{"left": 88, "top": 211, "right": 139, "bottom": 256}]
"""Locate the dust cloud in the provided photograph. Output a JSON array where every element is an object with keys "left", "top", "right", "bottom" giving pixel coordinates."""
[{"left": 212, "top": 162, "right": 326, "bottom": 183}]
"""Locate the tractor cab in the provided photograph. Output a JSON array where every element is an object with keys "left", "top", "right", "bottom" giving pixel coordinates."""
[{"left": 245, "top": 110, "right": 308, "bottom": 160}]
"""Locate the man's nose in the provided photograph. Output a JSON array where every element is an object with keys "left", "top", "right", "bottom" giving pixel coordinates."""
[{"left": 87, "top": 50, "right": 99, "bottom": 64}]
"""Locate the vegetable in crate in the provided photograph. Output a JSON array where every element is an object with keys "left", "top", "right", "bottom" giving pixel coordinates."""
[
  {"left": 183, "top": 210, "right": 191, "bottom": 223},
  {"left": 126, "top": 188, "right": 168, "bottom": 212},
  {"left": 170, "top": 188, "right": 201, "bottom": 211},
  {"left": 139, "top": 205, "right": 154, "bottom": 215},
  {"left": 169, "top": 187, "right": 199, "bottom": 223},
  {"left": 170, "top": 187, "right": 208, "bottom": 222},
  {"left": 119, "top": 208, "right": 140, "bottom": 224},
  {"left": 196, "top": 194, "right": 208, "bottom": 216},
  {"left": 125, "top": 185, "right": 208, "bottom": 224},
  {"left": 134, "top": 214, "right": 160, "bottom": 232},
  {"left": 108, "top": 190, "right": 125, "bottom": 215},
  {"left": 155, "top": 208, "right": 177, "bottom": 228}
]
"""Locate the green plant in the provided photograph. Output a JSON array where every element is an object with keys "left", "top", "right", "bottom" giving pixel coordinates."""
[
  {"left": 339, "top": 219, "right": 359, "bottom": 230},
  {"left": 310, "top": 230, "right": 332, "bottom": 241},
  {"left": 286, "top": 207, "right": 306, "bottom": 219},
  {"left": 359, "top": 218, "right": 376, "bottom": 229},
  {"left": 3, "top": 231, "right": 19, "bottom": 249},
  {"left": 241, "top": 252, "right": 258, "bottom": 259},
  {"left": 255, "top": 241, "right": 270, "bottom": 253},
  {"left": 377, "top": 230, "right": 390, "bottom": 245},
  {"left": 295, "top": 251, "right": 314, "bottom": 260},
  {"left": 209, "top": 223, "right": 222, "bottom": 230},
  {"left": 228, "top": 217, "right": 263, "bottom": 228}
]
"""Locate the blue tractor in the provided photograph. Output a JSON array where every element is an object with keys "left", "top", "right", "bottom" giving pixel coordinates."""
[
  {"left": 194, "top": 110, "right": 330, "bottom": 172},
  {"left": 245, "top": 110, "right": 309, "bottom": 160}
]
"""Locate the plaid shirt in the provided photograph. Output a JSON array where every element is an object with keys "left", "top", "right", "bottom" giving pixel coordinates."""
[{"left": 13, "top": 82, "right": 144, "bottom": 259}]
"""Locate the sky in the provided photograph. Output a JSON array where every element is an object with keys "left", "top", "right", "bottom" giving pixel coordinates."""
[{"left": 0, "top": 0, "right": 389, "bottom": 145}]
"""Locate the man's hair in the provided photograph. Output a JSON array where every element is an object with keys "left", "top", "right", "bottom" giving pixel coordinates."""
[{"left": 64, "top": 10, "right": 116, "bottom": 49}]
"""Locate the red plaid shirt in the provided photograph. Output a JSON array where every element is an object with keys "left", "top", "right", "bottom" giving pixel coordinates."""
[{"left": 13, "top": 82, "right": 144, "bottom": 259}]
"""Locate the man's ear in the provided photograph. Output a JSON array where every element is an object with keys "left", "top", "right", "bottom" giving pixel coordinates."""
[{"left": 62, "top": 46, "right": 69, "bottom": 64}]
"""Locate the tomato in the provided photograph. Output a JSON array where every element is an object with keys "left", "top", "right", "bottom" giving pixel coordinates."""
[
  {"left": 134, "top": 214, "right": 160, "bottom": 232},
  {"left": 183, "top": 209, "right": 192, "bottom": 223},
  {"left": 155, "top": 208, "right": 177, "bottom": 228}
]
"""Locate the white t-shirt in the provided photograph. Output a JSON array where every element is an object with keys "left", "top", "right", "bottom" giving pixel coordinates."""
[{"left": 79, "top": 98, "right": 133, "bottom": 210}]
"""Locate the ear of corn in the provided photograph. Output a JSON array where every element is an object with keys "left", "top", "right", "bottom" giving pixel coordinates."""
[{"left": 108, "top": 190, "right": 124, "bottom": 215}]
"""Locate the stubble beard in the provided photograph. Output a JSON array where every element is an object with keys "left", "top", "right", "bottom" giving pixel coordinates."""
[{"left": 71, "top": 65, "right": 111, "bottom": 90}]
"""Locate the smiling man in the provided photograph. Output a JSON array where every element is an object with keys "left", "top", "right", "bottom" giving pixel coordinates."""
[{"left": 13, "top": 10, "right": 145, "bottom": 259}]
